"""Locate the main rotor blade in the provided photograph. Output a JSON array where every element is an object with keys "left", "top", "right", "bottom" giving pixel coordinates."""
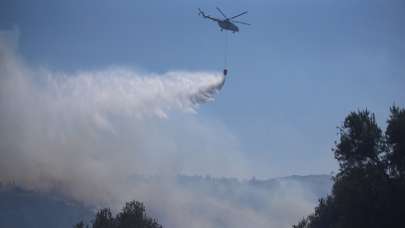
[
  {"left": 216, "top": 7, "right": 228, "bottom": 19},
  {"left": 230, "top": 11, "right": 248, "bottom": 19},
  {"left": 232, "top": 20, "right": 251, "bottom": 25}
]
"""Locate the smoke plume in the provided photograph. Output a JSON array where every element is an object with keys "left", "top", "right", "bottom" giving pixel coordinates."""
[{"left": 0, "top": 32, "right": 235, "bottom": 199}]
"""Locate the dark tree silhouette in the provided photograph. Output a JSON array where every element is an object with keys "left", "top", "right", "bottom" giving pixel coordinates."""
[
  {"left": 74, "top": 200, "right": 162, "bottom": 228},
  {"left": 386, "top": 106, "right": 405, "bottom": 178},
  {"left": 74, "top": 221, "right": 86, "bottom": 228},
  {"left": 334, "top": 110, "right": 384, "bottom": 170},
  {"left": 294, "top": 106, "right": 405, "bottom": 228},
  {"left": 92, "top": 208, "right": 115, "bottom": 228},
  {"left": 116, "top": 201, "right": 162, "bottom": 228}
]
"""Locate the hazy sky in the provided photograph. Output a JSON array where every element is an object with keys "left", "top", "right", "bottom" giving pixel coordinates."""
[{"left": 1, "top": 0, "right": 404, "bottom": 178}]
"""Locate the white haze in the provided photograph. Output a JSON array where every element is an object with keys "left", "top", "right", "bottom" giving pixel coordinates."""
[{"left": 0, "top": 33, "right": 320, "bottom": 228}]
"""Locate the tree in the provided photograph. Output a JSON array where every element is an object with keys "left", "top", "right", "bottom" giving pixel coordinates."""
[
  {"left": 74, "top": 200, "right": 162, "bottom": 228},
  {"left": 294, "top": 107, "right": 405, "bottom": 228},
  {"left": 116, "top": 201, "right": 162, "bottom": 228},
  {"left": 334, "top": 110, "right": 384, "bottom": 171},
  {"left": 74, "top": 221, "right": 87, "bottom": 228},
  {"left": 92, "top": 208, "right": 114, "bottom": 228},
  {"left": 386, "top": 106, "right": 405, "bottom": 178}
]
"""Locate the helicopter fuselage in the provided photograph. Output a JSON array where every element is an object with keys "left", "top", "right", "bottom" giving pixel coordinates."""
[
  {"left": 218, "top": 20, "right": 239, "bottom": 32},
  {"left": 198, "top": 8, "right": 247, "bottom": 33}
]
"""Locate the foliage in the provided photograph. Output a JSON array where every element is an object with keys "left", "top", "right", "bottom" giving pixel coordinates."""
[
  {"left": 74, "top": 221, "right": 88, "bottom": 228},
  {"left": 75, "top": 200, "right": 162, "bottom": 228},
  {"left": 386, "top": 106, "right": 405, "bottom": 178},
  {"left": 294, "top": 106, "right": 405, "bottom": 228}
]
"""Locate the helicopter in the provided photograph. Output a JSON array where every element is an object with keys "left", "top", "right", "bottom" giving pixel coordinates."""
[{"left": 198, "top": 7, "right": 250, "bottom": 33}]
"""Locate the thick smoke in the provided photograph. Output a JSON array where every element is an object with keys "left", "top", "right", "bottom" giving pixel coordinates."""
[
  {"left": 0, "top": 33, "right": 234, "bottom": 198},
  {"left": 0, "top": 33, "right": 320, "bottom": 228}
]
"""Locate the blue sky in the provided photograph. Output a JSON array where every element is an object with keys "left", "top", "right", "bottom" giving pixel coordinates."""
[{"left": 1, "top": 0, "right": 404, "bottom": 178}]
